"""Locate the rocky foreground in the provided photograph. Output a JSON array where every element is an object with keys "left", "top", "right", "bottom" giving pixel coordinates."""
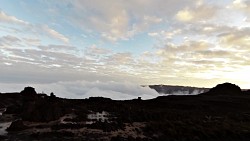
[{"left": 0, "top": 83, "right": 250, "bottom": 141}]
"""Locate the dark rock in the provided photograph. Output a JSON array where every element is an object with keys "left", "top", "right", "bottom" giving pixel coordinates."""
[
  {"left": 88, "top": 97, "right": 112, "bottom": 102},
  {"left": 21, "top": 99, "right": 65, "bottom": 122},
  {"left": 0, "top": 135, "right": 7, "bottom": 140},
  {"left": 205, "top": 82, "right": 242, "bottom": 96},
  {"left": 4, "top": 105, "right": 21, "bottom": 114},
  {"left": 20, "top": 87, "right": 38, "bottom": 101},
  {"left": 7, "top": 119, "right": 28, "bottom": 131},
  {"left": 38, "top": 93, "right": 48, "bottom": 99},
  {"left": 20, "top": 87, "right": 37, "bottom": 96},
  {"left": 50, "top": 92, "right": 56, "bottom": 98},
  {"left": 0, "top": 103, "right": 4, "bottom": 109},
  {"left": 243, "top": 90, "right": 250, "bottom": 95}
]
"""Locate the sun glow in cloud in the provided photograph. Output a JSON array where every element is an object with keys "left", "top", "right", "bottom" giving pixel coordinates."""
[{"left": 0, "top": 0, "right": 250, "bottom": 99}]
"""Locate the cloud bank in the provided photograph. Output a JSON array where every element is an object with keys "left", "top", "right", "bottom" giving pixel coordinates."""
[{"left": 0, "top": 81, "right": 159, "bottom": 100}]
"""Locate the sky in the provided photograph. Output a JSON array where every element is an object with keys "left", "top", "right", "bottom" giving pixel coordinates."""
[{"left": 0, "top": 0, "right": 250, "bottom": 99}]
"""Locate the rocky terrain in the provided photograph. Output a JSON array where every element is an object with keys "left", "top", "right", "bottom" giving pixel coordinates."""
[{"left": 0, "top": 83, "right": 250, "bottom": 141}]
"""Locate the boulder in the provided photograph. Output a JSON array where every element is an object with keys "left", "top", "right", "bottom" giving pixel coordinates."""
[{"left": 20, "top": 87, "right": 38, "bottom": 101}]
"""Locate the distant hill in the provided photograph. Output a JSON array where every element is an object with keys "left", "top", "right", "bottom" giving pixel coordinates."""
[{"left": 148, "top": 85, "right": 210, "bottom": 95}]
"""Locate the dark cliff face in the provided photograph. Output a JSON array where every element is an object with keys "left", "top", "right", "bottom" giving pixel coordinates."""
[{"left": 204, "top": 82, "right": 242, "bottom": 96}]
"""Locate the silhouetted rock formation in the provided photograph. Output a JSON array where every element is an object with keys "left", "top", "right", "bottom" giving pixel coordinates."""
[
  {"left": 7, "top": 119, "right": 27, "bottom": 131},
  {"left": 50, "top": 92, "right": 56, "bottom": 98},
  {"left": 20, "top": 87, "right": 40, "bottom": 102},
  {"left": 20, "top": 87, "right": 37, "bottom": 96},
  {"left": 205, "top": 82, "right": 242, "bottom": 95}
]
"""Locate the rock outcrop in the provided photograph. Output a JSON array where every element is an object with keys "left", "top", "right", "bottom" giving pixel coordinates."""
[
  {"left": 20, "top": 87, "right": 37, "bottom": 96},
  {"left": 205, "top": 82, "right": 242, "bottom": 96},
  {"left": 20, "top": 87, "right": 38, "bottom": 101}
]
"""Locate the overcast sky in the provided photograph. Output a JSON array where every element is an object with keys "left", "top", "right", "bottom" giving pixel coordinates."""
[{"left": 0, "top": 0, "right": 249, "bottom": 98}]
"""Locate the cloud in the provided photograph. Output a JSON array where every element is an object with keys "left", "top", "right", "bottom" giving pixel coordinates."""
[
  {"left": 0, "top": 81, "right": 159, "bottom": 100},
  {"left": 0, "top": 35, "right": 21, "bottom": 47},
  {"left": 148, "top": 32, "right": 159, "bottom": 37},
  {"left": 0, "top": 11, "right": 69, "bottom": 44},
  {"left": 143, "top": 16, "right": 163, "bottom": 24},
  {"left": 230, "top": 0, "right": 250, "bottom": 14},
  {"left": 218, "top": 27, "right": 250, "bottom": 50},
  {"left": 22, "top": 38, "right": 41, "bottom": 46},
  {"left": 38, "top": 44, "right": 77, "bottom": 52},
  {"left": 41, "top": 25, "right": 69, "bottom": 43},
  {"left": 85, "top": 45, "right": 112, "bottom": 55},
  {"left": 0, "top": 11, "right": 28, "bottom": 25},
  {"left": 0, "top": 46, "right": 145, "bottom": 85},
  {"left": 70, "top": 1, "right": 132, "bottom": 41},
  {"left": 175, "top": 5, "right": 218, "bottom": 22},
  {"left": 104, "top": 52, "right": 134, "bottom": 66},
  {"left": 1, "top": 30, "right": 249, "bottom": 89},
  {"left": 176, "top": 9, "right": 194, "bottom": 22},
  {"left": 64, "top": 0, "right": 197, "bottom": 41}
]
